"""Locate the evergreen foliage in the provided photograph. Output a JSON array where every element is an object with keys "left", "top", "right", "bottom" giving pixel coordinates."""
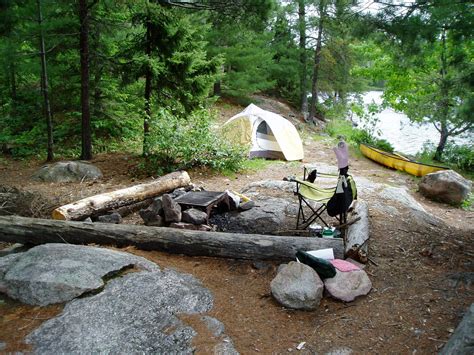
[
  {"left": 367, "top": 0, "right": 474, "bottom": 160},
  {"left": 0, "top": 0, "right": 471, "bottom": 172}
]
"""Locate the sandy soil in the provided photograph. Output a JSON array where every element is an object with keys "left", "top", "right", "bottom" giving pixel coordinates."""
[{"left": 0, "top": 99, "right": 473, "bottom": 354}]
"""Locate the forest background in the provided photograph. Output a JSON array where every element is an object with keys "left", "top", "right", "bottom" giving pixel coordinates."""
[{"left": 0, "top": 0, "right": 472, "bottom": 174}]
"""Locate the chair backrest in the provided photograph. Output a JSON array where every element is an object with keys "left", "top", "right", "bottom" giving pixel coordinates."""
[{"left": 294, "top": 178, "right": 335, "bottom": 202}]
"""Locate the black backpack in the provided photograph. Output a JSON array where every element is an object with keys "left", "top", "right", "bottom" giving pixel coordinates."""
[{"left": 327, "top": 175, "right": 354, "bottom": 217}]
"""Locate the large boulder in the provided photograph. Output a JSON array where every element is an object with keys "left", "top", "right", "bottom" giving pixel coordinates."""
[
  {"left": 31, "top": 161, "right": 103, "bottom": 183},
  {"left": 26, "top": 269, "right": 216, "bottom": 354},
  {"left": 323, "top": 269, "right": 372, "bottom": 302},
  {"left": 210, "top": 197, "right": 297, "bottom": 234},
  {"left": 419, "top": 170, "right": 472, "bottom": 205},
  {"left": 439, "top": 303, "right": 474, "bottom": 355},
  {"left": 271, "top": 261, "right": 324, "bottom": 310},
  {"left": 0, "top": 244, "right": 159, "bottom": 306}
]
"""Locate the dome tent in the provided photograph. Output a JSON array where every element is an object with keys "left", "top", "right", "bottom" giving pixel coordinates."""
[{"left": 222, "top": 104, "right": 304, "bottom": 161}]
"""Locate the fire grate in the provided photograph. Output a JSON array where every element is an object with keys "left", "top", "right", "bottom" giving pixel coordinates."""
[{"left": 174, "top": 191, "right": 229, "bottom": 217}]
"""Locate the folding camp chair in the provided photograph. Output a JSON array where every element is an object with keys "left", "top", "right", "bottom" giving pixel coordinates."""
[
  {"left": 292, "top": 170, "right": 357, "bottom": 231},
  {"left": 293, "top": 178, "right": 336, "bottom": 230}
]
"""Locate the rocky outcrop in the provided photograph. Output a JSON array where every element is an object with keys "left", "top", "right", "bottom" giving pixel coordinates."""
[
  {"left": 210, "top": 197, "right": 298, "bottom": 234},
  {"left": 31, "top": 161, "right": 103, "bottom": 183},
  {"left": 201, "top": 316, "right": 239, "bottom": 355},
  {"left": 323, "top": 269, "right": 372, "bottom": 302},
  {"left": 26, "top": 269, "right": 215, "bottom": 354},
  {"left": 0, "top": 244, "right": 158, "bottom": 306},
  {"left": 271, "top": 261, "right": 324, "bottom": 310},
  {"left": 380, "top": 186, "right": 426, "bottom": 212},
  {"left": 242, "top": 180, "right": 296, "bottom": 194},
  {"left": 419, "top": 170, "right": 472, "bottom": 205},
  {"left": 439, "top": 303, "right": 474, "bottom": 355}
]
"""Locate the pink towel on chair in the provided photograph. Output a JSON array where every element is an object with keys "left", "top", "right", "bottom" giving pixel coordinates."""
[{"left": 330, "top": 259, "right": 360, "bottom": 272}]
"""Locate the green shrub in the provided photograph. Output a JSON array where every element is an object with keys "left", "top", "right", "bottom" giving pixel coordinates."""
[
  {"left": 442, "top": 144, "right": 474, "bottom": 172},
  {"left": 144, "top": 108, "right": 246, "bottom": 175},
  {"left": 417, "top": 142, "right": 473, "bottom": 176}
]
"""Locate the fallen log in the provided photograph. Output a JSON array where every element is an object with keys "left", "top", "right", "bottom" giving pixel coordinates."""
[
  {"left": 345, "top": 200, "right": 370, "bottom": 263},
  {"left": 0, "top": 216, "right": 344, "bottom": 261},
  {"left": 52, "top": 171, "right": 191, "bottom": 221}
]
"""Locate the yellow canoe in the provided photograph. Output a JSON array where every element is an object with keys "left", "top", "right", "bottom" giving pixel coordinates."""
[{"left": 360, "top": 143, "right": 448, "bottom": 177}]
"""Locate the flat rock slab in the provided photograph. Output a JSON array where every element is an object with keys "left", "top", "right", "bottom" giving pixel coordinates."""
[
  {"left": 26, "top": 270, "right": 214, "bottom": 354},
  {"left": 210, "top": 197, "right": 298, "bottom": 234},
  {"left": 324, "top": 269, "right": 372, "bottom": 302},
  {"left": 242, "top": 180, "right": 296, "bottom": 194},
  {"left": 380, "top": 187, "right": 426, "bottom": 212},
  {"left": 0, "top": 244, "right": 159, "bottom": 306},
  {"left": 31, "top": 161, "right": 103, "bottom": 183}
]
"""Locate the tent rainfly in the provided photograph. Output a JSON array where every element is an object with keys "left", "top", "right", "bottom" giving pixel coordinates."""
[{"left": 222, "top": 104, "right": 304, "bottom": 161}]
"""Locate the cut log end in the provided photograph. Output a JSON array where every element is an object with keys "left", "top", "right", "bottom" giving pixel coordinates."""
[{"left": 51, "top": 209, "right": 67, "bottom": 220}]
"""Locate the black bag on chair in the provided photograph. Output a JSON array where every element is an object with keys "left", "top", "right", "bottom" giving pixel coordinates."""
[{"left": 327, "top": 175, "right": 353, "bottom": 217}]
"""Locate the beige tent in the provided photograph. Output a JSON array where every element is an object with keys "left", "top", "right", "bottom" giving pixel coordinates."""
[{"left": 222, "top": 104, "right": 304, "bottom": 161}]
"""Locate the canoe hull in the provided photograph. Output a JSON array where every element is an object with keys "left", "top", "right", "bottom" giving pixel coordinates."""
[{"left": 360, "top": 144, "right": 448, "bottom": 177}]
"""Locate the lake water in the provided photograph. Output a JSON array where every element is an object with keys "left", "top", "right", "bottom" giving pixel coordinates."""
[{"left": 353, "top": 91, "right": 472, "bottom": 155}]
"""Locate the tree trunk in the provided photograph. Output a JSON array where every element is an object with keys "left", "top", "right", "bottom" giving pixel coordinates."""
[
  {"left": 309, "top": 0, "right": 325, "bottom": 122},
  {"left": 0, "top": 216, "right": 345, "bottom": 261},
  {"left": 298, "top": 0, "right": 308, "bottom": 120},
  {"left": 79, "top": 0, "right": 92, "bottom": 160},
  {"left": 434, "top": 122, "right": 448, "bottom": 161},
  {"left": 434, "top": 28, "right": 449, "bottom": 162},
  {"left": 37, "top": 0, "right": 54, "bottom": 162},
  {"left": 91, "top": 23, "right": 103, "bottom": 127},
  {"left": 9, "top": 61, "right": 17, "bottom": 101},
  {"left": 213, "top": 80, "right": 221, "bottom": 96},
  {"left": 52, "top": 170, "right": 191, "bottom": 220},
  {"left": 143, "top": 19, "right": 152, "bottom": 157}
]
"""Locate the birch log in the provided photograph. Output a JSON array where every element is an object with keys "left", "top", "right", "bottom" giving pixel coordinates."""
[
  {"left": 0, "top": 216, "right": 344, "bottom": 261},
  {"left": 52, "top": 171, "right": 190, "bottom": 220}
]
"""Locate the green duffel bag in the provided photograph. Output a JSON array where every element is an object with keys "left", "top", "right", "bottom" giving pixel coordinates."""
[{"left": 295, "top": 250, "right": 336, "bottom": 279}]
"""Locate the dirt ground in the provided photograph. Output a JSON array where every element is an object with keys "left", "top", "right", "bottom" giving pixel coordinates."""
[{"left": 0, "top": 100, "right": 473, "bottom": 353}]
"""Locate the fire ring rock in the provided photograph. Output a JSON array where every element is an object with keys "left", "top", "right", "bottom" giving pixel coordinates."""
[{"left": 162, "top": 194, "right": 182, "bottom": 223}]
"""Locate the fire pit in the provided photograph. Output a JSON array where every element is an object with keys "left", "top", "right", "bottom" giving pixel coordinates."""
[{"left": 174, "top": 191, "right": 229, "bottom": 218}]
